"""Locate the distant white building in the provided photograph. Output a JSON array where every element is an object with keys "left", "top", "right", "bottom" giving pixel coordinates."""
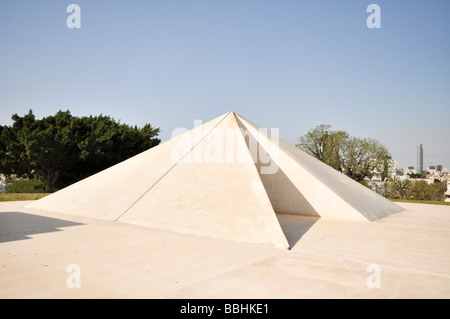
[
  {"left": 405, "top": 165, "right": 418, "bottom": 175},
  {"left": 427, "top": 164, "right": 443, "bottom": 177},
  {"left": 445, "top": 189, "right": 450, "bottom": 202}
]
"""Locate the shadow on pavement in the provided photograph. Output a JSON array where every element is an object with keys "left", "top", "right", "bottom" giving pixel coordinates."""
[{"left": 0, "top": 211, "right": 84, "bottom": 243}]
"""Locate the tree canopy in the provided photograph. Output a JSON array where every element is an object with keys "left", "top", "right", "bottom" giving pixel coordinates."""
[
  {"left": 296, "top": 124, "right": 391, "bottom": 182},
  {"left": 295, "top": 124, "right": 348, "bottom": 171},
  {"left": 0, "top": 110, "right": 160, "bottom": 192}
]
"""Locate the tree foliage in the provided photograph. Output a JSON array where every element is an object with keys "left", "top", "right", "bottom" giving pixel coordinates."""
[
  {"left": 392, "top": 178, "right": 411, "bottom": 199},
  {"left": 296, "top": 124, "right": 391, "bottom": 182},
  {"left": 408, "top": 180, "right": 447, "bottom": 201},
  {"left": 380, "top": 179, "right": 447, "bottom": 201},
  {"left": 296, "top": 124, "right": 348, "bottom": 171},
  {"left": 0, "top": 110, "right": 160, "bottom": 192},
  {"left": 5, "top": 176, "right": 45, "bottom": 193}
]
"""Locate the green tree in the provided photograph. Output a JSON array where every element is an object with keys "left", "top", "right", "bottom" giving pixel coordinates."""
[
  {"left": 431, "top": 181, "right": 447, "bottom": 201},
  {"left": 0, "top": 110, "right": 36, "bottom": 177},
  {"left": 340, "top": 137, "right": 390, "bottom": 182},
  {"left": 0, "top": 110, "right": 160, "bottom": 193},
  {"left": 296, "top": 124, "right": 391, "bottom": 182},
  {"left": 20, "top": 110, "right": 78, "bottom": 192},
  {"left": 405, "top": 180, "right": 446, "bottom": 201},
  {"left": 75, "top": 114, "right": 160, "bottom": 181},
  {"left": 407, "top": 181, "right": 434, "bottom": 200},
  {"left": 296, "top": 124, "right": 348, "bottom": 171}
]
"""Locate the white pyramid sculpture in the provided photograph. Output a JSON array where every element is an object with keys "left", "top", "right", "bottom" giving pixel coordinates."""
[{"left": 28, "top": 111, "right": 403, "bottom": 249}]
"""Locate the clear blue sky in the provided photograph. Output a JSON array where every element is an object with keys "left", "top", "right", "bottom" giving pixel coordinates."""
[{"left": 1, "top": 0, "right": 449, "bottom": 169}]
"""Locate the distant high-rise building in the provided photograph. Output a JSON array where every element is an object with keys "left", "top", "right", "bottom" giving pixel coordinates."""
[
  {"left": 436, "top": 165, "right": 443, "bottom": 172},
  {"left": 417, "top": 144, "right": 423, "bottom": 173}
]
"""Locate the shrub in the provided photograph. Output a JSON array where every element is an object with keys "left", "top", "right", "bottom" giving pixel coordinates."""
[
  {"left": 5, "top": 176, "right": 45, "bottom": 193},
  {"left": 380, "top": 179, "right": 447, "bottom": 201},
  {"left": 406, "top": 181, "right": 447, "bottom": 201}
]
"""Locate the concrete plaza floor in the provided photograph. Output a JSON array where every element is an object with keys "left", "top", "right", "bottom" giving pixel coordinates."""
[{"left": 1, "top": 200, "right": 449, "bottom": 298}]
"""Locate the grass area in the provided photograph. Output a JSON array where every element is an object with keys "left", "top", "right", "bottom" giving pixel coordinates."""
[
  {"left": 392, "top": 199, "right": 450, "bottom": 206},
  {"left": 0, "top": 193, "right": 50, "bottom": 202},
  {"left": 2, "top": 193, "right": 449, "bottom": 207}
]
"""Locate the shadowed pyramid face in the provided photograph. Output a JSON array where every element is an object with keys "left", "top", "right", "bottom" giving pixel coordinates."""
[{"left": 27, "top": 111, "right": 403, "bottom": 249}]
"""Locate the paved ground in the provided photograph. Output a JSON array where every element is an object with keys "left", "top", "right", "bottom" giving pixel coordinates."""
[{"left": 1, "top": 201, "right": 449, "bottom": 298}]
